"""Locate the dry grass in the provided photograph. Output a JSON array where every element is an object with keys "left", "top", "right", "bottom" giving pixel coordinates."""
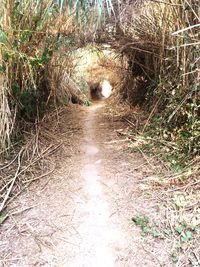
[
  {"left": 101, "top": 100, "right": 200, "bottom": 265},
  {"left": 102, "top": 0, "right": 200, "bottom": 167},
  {"left": 110, "top": 109, "right": 200, "bottom": 265},
  {"left": 48, "top": 55, "right": 83, "bottom": 105},
  {"left": 0, "top": 0, "right": 84, "bottom": 153},
  {"left": 0, "top": 106, "right": 71, "bottom": 222}
]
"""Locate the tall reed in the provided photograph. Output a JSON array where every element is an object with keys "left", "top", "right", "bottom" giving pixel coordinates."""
[
  {"left": 0, "top": 0, "right": 77, "bottom": 152},
  {"left": 117, "top": 0, "right": 199, "bottom": 163}
]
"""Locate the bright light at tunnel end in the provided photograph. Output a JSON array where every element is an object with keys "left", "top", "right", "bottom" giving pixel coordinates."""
[{"left": 101, "top": 80, "right": 112, "bottom": 98}]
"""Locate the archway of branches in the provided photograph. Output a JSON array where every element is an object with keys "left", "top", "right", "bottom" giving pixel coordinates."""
[{"left": 0, "top": 0, "right": 199, "bottom": 166}]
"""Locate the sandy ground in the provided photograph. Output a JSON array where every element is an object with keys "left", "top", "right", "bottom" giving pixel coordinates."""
[{"left": 0, "top": 101, "right": 173, "bottom": 267}]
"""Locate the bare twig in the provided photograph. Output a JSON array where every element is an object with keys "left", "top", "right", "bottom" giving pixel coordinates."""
[
  {"left": 137, "top": 147, "right": 155, "bottom": 170},
  {"left": 0, "top": 154, "right": 18, "bottom": 170},
  {"left": 22, "top": 167, "right": 55, "bottom": 184},
  {"left": 192, "top": 251, "right": 200, "bottom": 265},
  {"left": 141, "top": 243, "right": 163, "bottom": 267},
  {"left": 172, "top": 24, "right": 200, "bottom": 35},
  {"left": 142, "top": 96, "right": 161, "bottom": 133},
  {"left": 0, "top": 150, "right": 23, "bottom": 213}
]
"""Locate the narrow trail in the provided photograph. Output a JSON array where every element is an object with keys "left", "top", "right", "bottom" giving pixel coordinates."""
[{"left": 0, "top": 102, "right": 169, "bottom": 267}]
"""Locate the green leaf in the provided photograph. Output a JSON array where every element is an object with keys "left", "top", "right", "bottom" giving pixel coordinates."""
[
  {"left": 171, "top": 251, "right": 178, "bottom": 263},
  {"left": 185, "top": 231, "right": 192, "bottom": 239},
  {"left": 164, "top": 228, "right": 172, "bottom": 236},
  {"left": 189, "top": 224, "right": 196, "bottom": 231},
  {"left": 0, "top": 30, "right": 8, "bottom": 45},
  {"left": 175, "top": 242, "right": 181, "bottom": 248},
  {"left": 181, "top": 231, "right": 192, "bottom": 243},
  {"left": 152, "top": 229, "right": 161, "bottom": 238},
  {"left": 0, "top": 65, "right": 5, "bottom": 73},
  {"left": 132, "top": 215, "right": 149, "bottom": 226},
  {"left": 142, "top": 226, "right": 151, "bottom": 234},
  {"left": 132, "top": 216, "right": 143, "bottom": 225},
  {"left": 175, "top": 225, "right": 184, "bottom": 234}
]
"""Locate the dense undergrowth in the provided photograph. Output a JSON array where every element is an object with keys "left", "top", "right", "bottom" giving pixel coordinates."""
[
  {"left": 107, "top": 0, "right": 199, "bottom": 170},
  {"left": 140, "top": 1, "right": 199, "bottom": 169},
  {"left": 0, "top": 0, "right": 99, "bottom": 153},
  {"left": 0, "top": 0, "right": 199, "bottom": 167}
]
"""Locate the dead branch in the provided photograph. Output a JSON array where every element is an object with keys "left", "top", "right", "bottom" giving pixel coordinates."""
[{"left": 0, "top": 150, "right": 23, "bottom": 213}]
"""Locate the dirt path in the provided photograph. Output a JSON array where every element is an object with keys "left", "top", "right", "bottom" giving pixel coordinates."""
[{"left": 0, "top": 102, "right": 171, "bottom": 267}]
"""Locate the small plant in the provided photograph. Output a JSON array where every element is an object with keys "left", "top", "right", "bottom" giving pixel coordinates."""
[
  {"left": 132, "top": 215, "right": 169, "bottom": 239},
  {"left": 132, "top": 215, "right": 199, "bottom": 263},
  {"left": 175, "top": 221, "right": 195, "bottom": 250},
  {"left": 132, "top": 215, "right": 151, "bottom": 236},
  {"left": 83, "top": 95, "right": 91, "bottom": 106},
  {"left": 171, "top": 250, "right": 178, "bottom": 263}
]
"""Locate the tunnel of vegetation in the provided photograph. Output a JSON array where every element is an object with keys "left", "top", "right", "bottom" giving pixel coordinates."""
[{"left": 0, "top": 0, "right": 199, "bottom": 170}]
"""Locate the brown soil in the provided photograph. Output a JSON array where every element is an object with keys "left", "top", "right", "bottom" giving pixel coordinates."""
[{"left": 0, "top": 101, "right": 174, "bottom": 266}]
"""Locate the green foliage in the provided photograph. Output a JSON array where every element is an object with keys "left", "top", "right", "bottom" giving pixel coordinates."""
[
  {"left": 83, "top": 96, "right": 90, "bottom": 106},
  {"left": 138, "top": 94, "right": 199, "bottom": 169},
  {"left": 175, "top": 225, "right": 185, "bottom": 234},
  {"left": 132, "top": 215, "right": 166, "bottom": 239},
  {"left": 0, "top": 30, "right": 8, "bottom": 45},
  {"left": 181, "top": 231, "right": 192, "bottom": 243},
  {"left": 0, "top": 1, "right": 76, "bottom": 149},
  {"left": 30, "top": 48, "right": 53, "bottom": 66},
  {"left": 0, "top": 0, "right": 116, "bottom": 150},
  {"left": 132, "top": 215, "right": 149, "bottom": 226},
  {"left": 132, "top": 215, "right": 199, "bottom": 263},
  {"left": 119, "top": 0, "right": 199, "bottom": 168},
  {"left": 171, "top": 251, "right": 178, "bottom": 263},
  {"left": 175, "top": 221, "right": 196, "bottom": 243}
]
